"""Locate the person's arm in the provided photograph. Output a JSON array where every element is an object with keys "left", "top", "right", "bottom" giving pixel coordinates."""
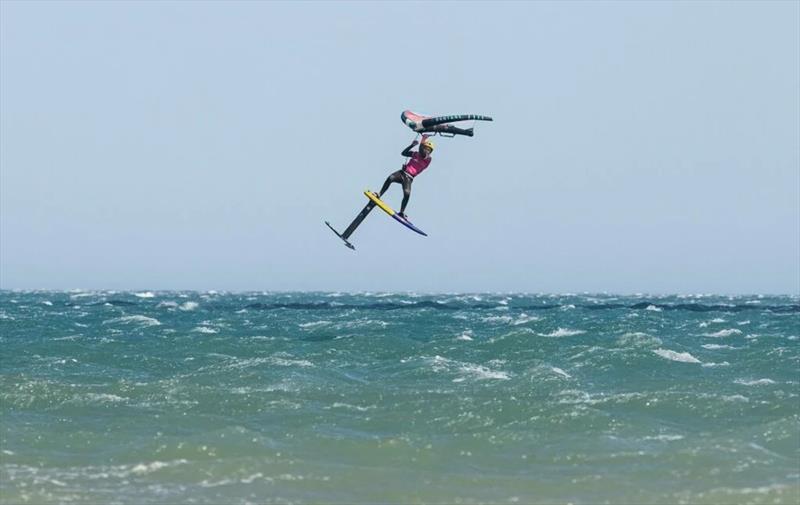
[{"left": 401, "top": 140, "right": 418, "bottom": 157}]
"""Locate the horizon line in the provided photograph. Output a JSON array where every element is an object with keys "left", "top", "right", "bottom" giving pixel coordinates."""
[{"left": 1, "top": 288, "right": 798, "bottom": 297}]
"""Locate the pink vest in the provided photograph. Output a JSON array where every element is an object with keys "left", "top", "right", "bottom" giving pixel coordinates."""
[{"left": 403, "top": 152, "right": 432, "bottom": 177}]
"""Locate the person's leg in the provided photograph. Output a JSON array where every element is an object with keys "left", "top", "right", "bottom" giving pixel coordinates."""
[
  {"left": 379, "top": 170, "right": 403, "bottom": 197},
  {"left": 399, "top": 173, "right": 413, "bottom": 215}
]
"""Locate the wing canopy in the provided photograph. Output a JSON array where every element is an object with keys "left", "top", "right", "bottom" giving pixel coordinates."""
[{"left": 401, "top": 110, "right": 493, "bottom": 137}]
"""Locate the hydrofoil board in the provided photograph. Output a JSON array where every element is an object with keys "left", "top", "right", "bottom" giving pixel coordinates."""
[{"left": 364, "top": 190, "right": 427, "bottom": 236}]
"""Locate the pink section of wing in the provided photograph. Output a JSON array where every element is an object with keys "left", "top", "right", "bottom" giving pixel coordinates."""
[
  {"left": 401, "top": 110, "right": 430, "bottom": 131},
  {"left": 402, "top": 110, "right": 428, "bottom": 123}
]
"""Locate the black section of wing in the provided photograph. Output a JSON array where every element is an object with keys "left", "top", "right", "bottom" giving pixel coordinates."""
[{"left": 419, "top": 114, "right": 493, "bottom": 128}]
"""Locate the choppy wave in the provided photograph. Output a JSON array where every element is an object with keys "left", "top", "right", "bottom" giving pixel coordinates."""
[
  {"left": 101, "top": 315, "right": 161, "bottom": 327},
  {"left": 240, "top": 300, "right": 800, "bottom": 313},
  {"left": 539, "top": 328, "right": 586, "bottom": 337},
  {"left": 704, "top": 328, "right": 744, "bottom": 338},
  {"left": 33, "top": 295, "right": 798, "bottom": 314},
  {"left": 734, "top": 378, "right": 777, "bottom": 386},
  {"left": 653, "top": 348, "right": 702, "bottom": 363}
]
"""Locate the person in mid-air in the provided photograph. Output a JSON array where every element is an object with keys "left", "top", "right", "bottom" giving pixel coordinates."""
[{"left": 376, "top": 135, "right": 434, "bottom": 219}]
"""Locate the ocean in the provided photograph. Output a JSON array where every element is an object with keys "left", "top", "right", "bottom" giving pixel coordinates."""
[{"left": 1, "top": 291, "right": 798, "bottom": 504}]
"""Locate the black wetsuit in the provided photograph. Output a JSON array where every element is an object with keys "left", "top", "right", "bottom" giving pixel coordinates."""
[{"left": 378, "top": 142, "right": 417, "bottom": 215}]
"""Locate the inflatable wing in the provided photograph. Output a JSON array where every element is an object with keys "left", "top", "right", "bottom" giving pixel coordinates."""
[{"left": 401, "top": 110, "right": 493, "bottom": 137}]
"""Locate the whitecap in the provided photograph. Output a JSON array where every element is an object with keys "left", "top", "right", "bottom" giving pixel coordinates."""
[
  {"left": 512, "top": 313, "right": 540, "bottom": 325},
  {"left": 540, "top": 328, "right": 585, "bottom": 338},
  {"left": 200, "top": 478, "right": 237, "bottom": 488},
  {"left": 734, "top": 378, "right": 776, "bottom": 386},
  {"left": 50, "top": 358, "right": 78, "bottom": 365},
  {"left": 704, "top": 329, "right": 743, "bottom": 338},
  {"left": 617, "top": 332, "right": 662, "bottom": 347},
  {"left": 329, "top": 402, "right": 374, "bottom": 412},
  {"left": 653, "top": 348, "right": 702, "bottom": 364},
  {"left": 102, "top": 315, "right": 161, "bottom": 327},
  {"left": 426, "top": 355, "right": 454, "bottom": 373},
  {"left": 551, "top": 367, "right": 571, "bottom": 378},
  {"left": 643, "top": 434, "right": 684, "bottom": 442},
  {"left": 192, "top": 326, "right": 218, "bottom": 334},
  {"left": 86, "top": 393, "right": 126, "bottom": 404},
  {"left": 721, "top": 394, "right": 749, "bottom": 402},
  {"left": 53, "top": 335, "right": 81, "bottom": 341},
  {"left": 216, "top": 353, "right": 314, "bottom": 370},
  {"left": 456, "top": 363, "right": 510, "bottom": 381},
  {"left": 131, "top": 459, "right": 188, "bottom": 475},
  {"left": 645, "top": 304, "right": 662, "bottom": 312},
  {"left": 701, "top": 344, "right": 737, "bottom": 350},
  {"left": 134, "top": 292, "right": 155, "bottom": 298},
  {"left": 241, "top": 473, "right": 266, "bottom": 484},
  {"left": 299, "top": 320, "right": 332, "bottom": 329},
  {"left": 456, "top": 330, "right": 474, "bottom": 341},
  {"left": 424, "top": 355, "right": 509, "bottom": 380},
  {"left": 179, "top": 302, "right": 199, "bottom": 311},
  {"left": 336, "top": 318, "right": 388, "bottom": 329},
  {"left": 557, "top": 390, "right": 647, "bottom": 406},
  {"left": 269, "top": 357, "right": 314, "bottom": 368}
]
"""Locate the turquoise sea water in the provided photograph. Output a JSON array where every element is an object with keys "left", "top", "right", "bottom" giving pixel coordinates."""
[{"left": 1, "top": 291, "right": 798, "bottom": 504}]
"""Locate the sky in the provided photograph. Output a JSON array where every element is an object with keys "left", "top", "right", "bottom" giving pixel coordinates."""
[{"left": 1, "top": 1, "right": 798, "bottom": 294}]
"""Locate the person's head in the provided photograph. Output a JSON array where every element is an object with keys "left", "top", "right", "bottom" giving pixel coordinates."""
[{"left": 420, "top": 137, "right": 434, "bottom": 156}]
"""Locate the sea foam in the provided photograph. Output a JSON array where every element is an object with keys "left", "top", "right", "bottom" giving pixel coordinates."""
[{"left": 653, "top": 349, "right": 702, "bottom": 364}]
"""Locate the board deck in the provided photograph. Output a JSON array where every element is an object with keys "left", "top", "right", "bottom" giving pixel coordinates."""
[{"left": 364, "top": 191, "right": 427, "bottom": 236}]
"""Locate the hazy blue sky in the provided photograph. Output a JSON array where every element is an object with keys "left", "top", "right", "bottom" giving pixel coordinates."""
[{"left": 1, "top": 1, "right": 798, "bottom": 293}]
